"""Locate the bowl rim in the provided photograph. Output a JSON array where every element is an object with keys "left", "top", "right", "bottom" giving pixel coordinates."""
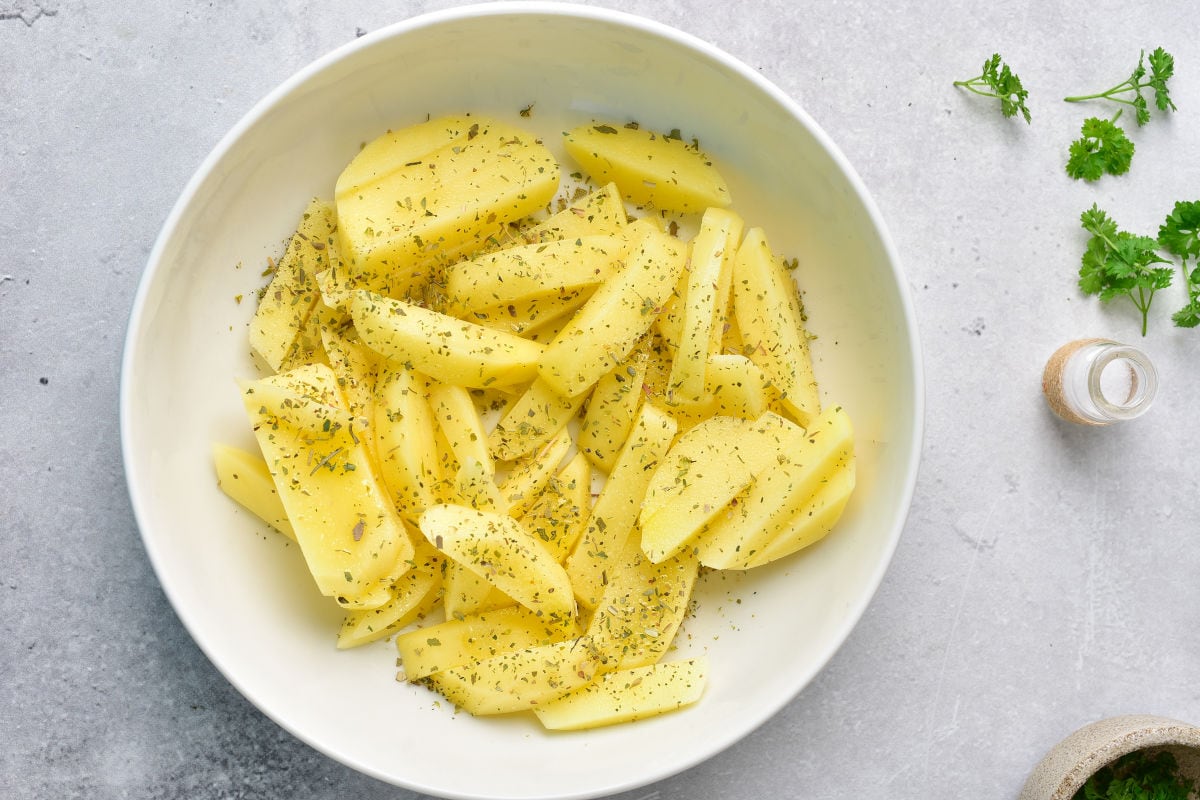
[{"left": 119, "top": 2, "right": 925, "bottom": 796}]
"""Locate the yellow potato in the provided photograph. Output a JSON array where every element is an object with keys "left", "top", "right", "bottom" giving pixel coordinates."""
[
  {"left": 373, "top": 361, "right": 442, "bottom": 521},
  {"left": 249, "top": 198, "right": 338, "bottom": 372},
  {"left": 704, "top": 353, "right": 775, "bottom": 420},
  {"left": 337, "top": 116, "right": 560, "bottom": 300},
  {"left": 336, "top": 542, "right": 444, "bottom": 649},
  {"left": 350, "top": 290, "right": 543, "bottom": 389},
  {"left": 424, "top": 638, "right": 597, "bottom": 716},
  {"left": 395, "top": 604, "right": 578, "bottom": 682},
  {"left": 743, "top": 452, "right": 856, "bottom": 568},
  {"left": 639, "top": 412, "right": 799, "bottom": 563},
  {"left": 533, "top": 657, "right": 707, "bottom": 730},
  {"left": 498, "top": 428, "right": 573, "bottom": 517},
  {"left": 564, "top": 123, "right": 731, "bottom": 214},
  {"left": 488, "top": 378, "right": 586, "bottom": 462},
  {"left": 429, "top": 383, "right": 493, "bottom": 477},
  {"left": 518, "top": 451, "right": 591, "bottom": 563},
  {"left": 576, "top": 347, "right": 648, "bottom": 473},
  {"left": 444, "top": 234, "right": 627, "bottom": 316},
  {"left": 585, "top": 535, "right": 699, "bottom": 671},
  {"left": 538, "top": 226, "right": 686, "bottom": 397},
  {"left": 668, "top": 207, "right": 744, "bottom": 403},
  {"left": 518, "top": 181, "right": 628, "bottom": 243},
  {"left": 693, "top": 405, "right": 853, "bottom": 569},
  {"left": 212, "top": 443, "right": 295, "bottom": 539},
  {"left": 419, "top": 504, "right": 575, "bottom": 621},
  {"left": 241, "top": 369, "right": 415, "bottom": 606},
  {"left": 733, "top": 227, "right": 820, "bottom": 426},
  {"left": 565, "top": 403, "right": 678, "bottom": 610}
]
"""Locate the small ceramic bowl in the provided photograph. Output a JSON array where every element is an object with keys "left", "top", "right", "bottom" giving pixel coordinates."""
[{"left": 1021, "top": 714, "right": 1200, "bottom": 800}]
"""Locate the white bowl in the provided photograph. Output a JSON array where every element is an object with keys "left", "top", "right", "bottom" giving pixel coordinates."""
[{"left": 120, "top": 4, "right": 922, "bottom": 798}]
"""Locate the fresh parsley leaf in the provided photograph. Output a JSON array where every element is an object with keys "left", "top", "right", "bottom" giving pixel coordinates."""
[
  {"left": 1159, "top": 200, "right": 1200, "bottom": 327},
  {"left": 1066, "top": 117, "right": 1134, "bottom": 181},
  {"left": 1078, "top": 204, "right": 1174, "bottom": 336},
  {"left": 1158, "top": 200, "right": 1200, "bottom": 260},
  {"left": 1064, "top": 47, "right": 1177, "bottom": 125},
  {"left": 953, "top": 53, "right": 1031, "bottom": 123}
]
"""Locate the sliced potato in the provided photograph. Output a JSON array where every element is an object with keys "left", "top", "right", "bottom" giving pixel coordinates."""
[
  {"left": 249, "top": 198, "right": 338, "bottom": 372},
  {"left": 445, "top": 234, "right": 627, "bottom": 316},
  {"left": 733, "top": 227, "right": 820, "bottom": 425},
  {"left": 424, "top": 638, "right": 597, "bottom": 715},
  {"left": 518, "top": 452, "right": 591, "bottom": 563},
  {"left": 419, "top": 504, "right": 575, "bottom": 621},
  {"left": 667, "top": 208, "right": 744, "bottom": 402},
  {"left": 395, "top": 604, "right": 577, "bottom": 682},
  {"left": 565, "top": 404, "right": 678, "bottom": 610},
  {"left": 350, "top": 290, "right": 543, "bottom": 389},
  {"left": 337, "top": 117, "right": 560, "bottom": 300},
  {"left": 585, "top": 536, "right": 699, "bottom": 671},
  {"left": 533, "top": 657, "right": 707, "bottom": 730},
  {"left": 577, "top": 347, "right": 648, "bottom": 473},
  {"left": 241, "top": 369, "right": 414, "bottom": 606},
  {"left": 488, "top": 378, "right": 586, "bottom": 463},
  {"left": 639, "top": 412, "right": 800, "bottom": 563},
  {"left": 374, "top": 361, "right": 442, "bottom": 521},
  {"left": 212, "top": 443, "right": 295, "bottom": 540},
  {"left": 694, "top": 405, "right": 853, "bottom": 569},
  {"left": 538, "top": 226, "right": 685, "bottom": 398},
  {"left": 519, "top": 181, "right": 627, "bottom": 243},
  {"left": 743, "top": 452, "right": 856, "bottom": 568},
  {"left": 498, "top": 428, "right": 574, "bottom": 518},
  {"left": 564, "top": 123, "right": 731, "bottom": 214},
  {"left": 336, "top": 542, "right": 444, "bottom": 649}
]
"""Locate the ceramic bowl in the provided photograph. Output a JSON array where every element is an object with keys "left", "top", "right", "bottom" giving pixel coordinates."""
[
  {"left": 120, "top": 3, "right": 921, "bottom": 798},
  {"left": 1021, "top": 714, "right": 1200, "bottom": 800}
]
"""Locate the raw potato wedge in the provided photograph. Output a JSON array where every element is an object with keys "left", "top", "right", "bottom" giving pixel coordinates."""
[
  {"left": 704, "top": 353, "right": 774, "bottom": 421},
  {"left": 424, "top": 638, "right": 597, "bottom": 716},
  {"left": 693, "top": 405, "right": 853, "bottom": 569},
  {"left": 337, "top": 116, "right": 560, "bottom": 300},
  {"left": 429, "top": 383, "right": 493, "bottom": 478},
  {"left": 577, "top": 348, "right": 648, "bottom": 473},
  {"left": 395, "top": 604, "right": 578, "bottom": 682},
  {"left": 668, "top": 207, "right": 745, "bottom": 403},
  {"left": 374, "top": 361, "right": 442, "bottom": 521},
  {"left": 212, "top": 443, "right": 295, "bottom": 540},
  {"left": 488, "top": 378, "right": 587, "bottom": 462},
  {"left": 518, "top": 452, "right": 591, "bottom": 563},
  {"left": 419, "top": 504, "right": 575, "bottom": 620},
  {"left": 241, "top": 368, "right": 415, "bottom": 606},
  {"left": 538, "top": 226, "right": 686, "bottom": 398},
  {"left": 249, "top": 198, "right": 338, "bottom": 372},
  {"left": 533, "top": 657, "right": 707, "bottom": 730},
  {"left": 565, "top": 404, "right": 678, "bottom": 610},
  {"left": 445, "top": 234, "right": 627, "bottom": 315},
  {"left": 336, "top": 542, "right": 444, "bottom": 649},
  {"left": 743, "top": 452, "right": 856, "bottom": 568},
  {"left": 586, "top": 536, "right": 700, "bottom": 671},
  {"left": 519, "top": 181, "right": 628, "bottom": 243},
  {"left": 498, "top": 428, "right": 574, "bottom": 518},
  {"left": 350, "top": 290, "right": 543, "bottom": 389},
  {"left": 733, "top": 227, "right": 820, "bottom": 426},
  {"left": 638, "top": 412, "right": 800, "bottom": 563},
  {"left": 564, "top": 123, "right": 732, "bottom": 214}
]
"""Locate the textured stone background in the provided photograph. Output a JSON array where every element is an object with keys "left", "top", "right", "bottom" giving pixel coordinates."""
[{"left": 2, "top": 1, "right": 1199, "bottom": 798}]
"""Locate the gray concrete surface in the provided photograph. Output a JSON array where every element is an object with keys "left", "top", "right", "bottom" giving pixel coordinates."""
[{"left": 3, "top": 1, "right": 1199, "bottom": 798}]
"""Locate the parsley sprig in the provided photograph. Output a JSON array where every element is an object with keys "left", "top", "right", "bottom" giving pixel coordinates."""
[
  {"left": 1066, "top": 117, "right": 1135, "bottom": 181},
  {"left": 954, "top": 53, "right": 1031, "bottom": 123},
  {"left": 1064, "top": 47, "right": 1177, "bottom": 125},
  {"left": 1073, "top": 749, "right": 1193, "bottom": 800},
  {"left": 1159, "top": 200, "right": 1200, "bottom": 327},
  {"left": 1078, "top": 205, "right": 1174, "bottom": 336}
]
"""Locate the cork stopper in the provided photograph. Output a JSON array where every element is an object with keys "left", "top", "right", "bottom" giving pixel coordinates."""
[{"left": 1042, "top": 338, "right": 1107, "bottom": 425}]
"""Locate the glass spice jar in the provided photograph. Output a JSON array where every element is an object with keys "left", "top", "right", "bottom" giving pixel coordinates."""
[{"left": 1042, "top": 339, "right": 1158, "bottom": 425}]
